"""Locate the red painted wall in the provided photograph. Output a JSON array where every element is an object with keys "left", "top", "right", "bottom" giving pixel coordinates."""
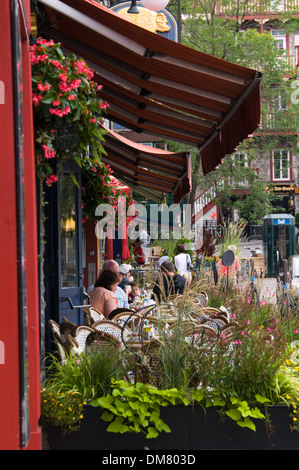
[{"left": 0, "top": 0, "right": 41, "bottom": 450}]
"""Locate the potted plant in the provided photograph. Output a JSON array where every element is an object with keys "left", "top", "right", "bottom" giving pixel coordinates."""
[{"left": 41, "top": 280, "right": 299, "bottom": 450}]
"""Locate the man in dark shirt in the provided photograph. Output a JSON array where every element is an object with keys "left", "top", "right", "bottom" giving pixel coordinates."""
[{"left": 153, "top": 261, "right": 186, "bottom": 303}]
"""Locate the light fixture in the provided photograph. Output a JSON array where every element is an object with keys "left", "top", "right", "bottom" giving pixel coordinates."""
[
  {"left": 127, "top": 0, "right": 170, "bottom": 14},
  {"left": 127, "top": 0, "right": 140, "bottom": 13},
  {"left": 141, "top": 0, "right": 170, "bottom": 11}
]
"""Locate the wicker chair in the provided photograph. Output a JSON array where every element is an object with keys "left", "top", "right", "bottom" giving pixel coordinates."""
[
  {"left": 108, "top": 308, "right": 135, "bottom": 320},
  {"left": 112, "top": 312, "right": 142, "bottom": 333},
  {"left": 49, "top": 319, "right": 60, "bottom": 339},
  {"left": 196, "top": 291, "right": 209, "bottom": 307},
  {"left": 184, "top": 324, "right": 217, "bottom": 347},
  {"left": 136, "top": 339, "right": 163, "bottom": 387},
  {"left": 70, "top": 325, "right": 95, "bottom": 351},
  {"left": 89, "top": 307, "right": 105, "bottom": 324},
  {"left": 220, "top": 322, "right": 239, "bottom": 351},
  {"left": 52, "top": 332, "right": 68, "bottom": 365},
  {"left": 91, "top": 319, "right": 130, "bottom": 342},
  {"left": 85, "top": 330, "right": 121, "bottom": 353},
  {"left": 49, "top": 319, "right": 70, "bottom": 352}
]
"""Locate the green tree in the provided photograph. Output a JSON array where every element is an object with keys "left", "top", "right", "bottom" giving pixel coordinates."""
[{"left": 167, "top": 0, "right": 299, "bottom": 220}]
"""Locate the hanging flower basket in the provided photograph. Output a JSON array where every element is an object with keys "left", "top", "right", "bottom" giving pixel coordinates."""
[{"left": 30, "top": 38, "right": 109, "bottom": 186}]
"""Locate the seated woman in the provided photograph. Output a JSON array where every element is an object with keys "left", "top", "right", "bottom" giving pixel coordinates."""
[{"left": 89, "top": 269, "right": 121, "bottom": 318}]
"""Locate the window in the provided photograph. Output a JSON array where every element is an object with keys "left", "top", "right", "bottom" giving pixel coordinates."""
[
  {"left": 269, "top": 0, "right": 285, "bottom": 11},
  {"left": 272, "top": 149, "right": 291, "bottom": 181},
  {"left": 271, "top": 30, "right": 286, "bottom": 50},
  {"left": 232, "top": 152, "right": 248, "bottom": 167}
]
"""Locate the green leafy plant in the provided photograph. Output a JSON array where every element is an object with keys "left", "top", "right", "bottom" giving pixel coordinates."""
[
  {"left": 91, "top": 379, "right": 191, "bottom": 439},
  {"left": 192, "top": 388, "right": 268, "bottom": 431}
]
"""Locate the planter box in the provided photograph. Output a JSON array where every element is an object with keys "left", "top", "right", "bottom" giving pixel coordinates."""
[{"left": 45, "top": 404, "right": 299, "bottom": 450}]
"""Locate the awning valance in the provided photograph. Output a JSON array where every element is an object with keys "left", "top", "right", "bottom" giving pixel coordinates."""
[{"left": 38, "top": 0, "right": 261, "bottom": 184}]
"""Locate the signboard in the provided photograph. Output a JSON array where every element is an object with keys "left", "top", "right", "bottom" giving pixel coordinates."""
[
  {"left": 110, "top": 1, "right": 178, "bottom": 42},
  {"left": 272, "top": 218, "right": 291, "bottom": 225}
]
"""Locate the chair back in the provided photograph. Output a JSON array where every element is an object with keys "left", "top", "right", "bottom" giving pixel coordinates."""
[
  {"left": 52, "top": 332, "right": 67, "bottom": 365},
  {"left": 184, "top": 324, "right": 217, "bottom": 346},
  {"left": 91, "top": 320, "right": 127, "bottom": 341},
  {"left": 49, "top": 319, "right": 60, "bottom": 338},
  {"left": 112, "top": 312, "right": 142, "bottom": 332},
  {"left": 89, "top": 307, "right": 105, "bottom": 323},
  {"left": 85, "top": 330, "right": 121, "bottom": 353},
  {"left": 71, "top": 325, "right": 95, "bottom": 350}
]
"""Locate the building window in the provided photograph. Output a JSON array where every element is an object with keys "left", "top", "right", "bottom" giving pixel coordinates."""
[
  {"left": 232, "top": 152, "right": 248, "bottom": 167},
  {"left": 269, "top": 0, "right": 285, "bottom": 12},
  {"left": 272, "top": 149, "right": 291, "bottom": 181},
  {"left": 271, "top": 30, "right": 286, "bottom": 50}
]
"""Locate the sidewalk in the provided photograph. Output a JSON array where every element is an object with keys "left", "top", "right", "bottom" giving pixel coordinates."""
[{"left": 239, "top": 277, "right": 277, "bottom": 304}]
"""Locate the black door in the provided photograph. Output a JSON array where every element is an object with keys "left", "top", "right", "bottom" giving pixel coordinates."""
[
  {"left": 43, "top": 163, "right": 86, "bottom": 353},
  {"left": 58, "top": 170, "right": 87, "bottom": 325}
]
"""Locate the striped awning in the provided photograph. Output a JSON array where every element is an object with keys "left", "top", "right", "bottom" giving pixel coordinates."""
[
  {"left": 101, "top": 125, "right": 191, "bottom": 203},
  {"left": 38, "top": 0, "right": 262, "bottom": 200}
]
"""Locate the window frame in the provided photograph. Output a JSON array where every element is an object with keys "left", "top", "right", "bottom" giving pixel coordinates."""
[{"left": 271, "top": 148, "right": 291, "bottom": 182}]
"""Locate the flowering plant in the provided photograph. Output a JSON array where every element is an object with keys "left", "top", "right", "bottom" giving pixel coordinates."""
[
  {"left": 30, "top": 38, "right": 108, "bottom": 187},
  {"left": 81, "top": 159, "right": 135, "bottom": 222},
  {"left": 40, "top": 387, "right": 86, "bottom": 433}
]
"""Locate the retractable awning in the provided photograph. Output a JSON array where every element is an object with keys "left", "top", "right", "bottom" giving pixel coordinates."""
[
  {"left": 100, "top": 125, "right": 191, "bottom": 203},
  {"left": 37, "top": 0, "right": 261, "bottom": 193}
]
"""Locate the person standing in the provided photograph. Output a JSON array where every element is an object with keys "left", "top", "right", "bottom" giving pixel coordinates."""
[
  {"left": 174, "top": 244, "right": 193, "bottom": 282},
  {"left": 139, "top": 229, "right": 151, "bottom": 264},
  {"left": 217, "top": 244, "right": 241, "bottom": 288}
]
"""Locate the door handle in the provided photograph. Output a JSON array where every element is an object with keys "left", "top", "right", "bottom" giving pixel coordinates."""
[{"left": 60, "top": 295, "right": 90, "bottom": 309}]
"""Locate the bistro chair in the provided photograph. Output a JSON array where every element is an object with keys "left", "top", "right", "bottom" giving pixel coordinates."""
[
  {"left": 84, "top": 308, "right": 92, "bottom": 326},
  {"left": 136, "top": 339, "right": 163, "bottom": 387},
  {"left": 85, "top": 330, "right": 122, "bottom": 353},
  {"left": 195, "top": 291, "right": 209, "bottom": 307},
  {"left": 184, "top": 324, "right": 217, "bottom": 347},
  {"left": 92, "top": 319, "right": 130, "bottom": 342},
  {"left": 89, "top": 307, "right": 105, "bottom": 324},
  {"left": 112, "top": 311, "right": 142, "bottom": 333},
  {"left": 70, "top": 325, "right": 95, "bottom": 351},
  {"left": 49, "top": 319, "right": 70, "bottom": 352},
  {"left": 49, "top": 319, "right": 60, "bottom": 339},
  {"left": 62, "top": 316, "right": 76, "bottom": 327},
  {"left": 108, "top": 308, "right": 135, "bottom": 320},
  {"left": 52, "top": 332, "right": 68, "bottom": 365},
  {"left": 220, "top": 322, "right": 240, "bottom": 352}
]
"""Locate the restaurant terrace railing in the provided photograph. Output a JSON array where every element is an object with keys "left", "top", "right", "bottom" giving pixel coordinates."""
[{"left": 216, "top": 0, "right": 299, "bottom": 15}]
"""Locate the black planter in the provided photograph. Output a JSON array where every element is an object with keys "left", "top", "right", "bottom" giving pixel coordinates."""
[
  {"left": 45, "top": 404, "right": 299, "bottom": 450},
  {"left": 45, "top": 406, "right": 150, "bottom": 450}
]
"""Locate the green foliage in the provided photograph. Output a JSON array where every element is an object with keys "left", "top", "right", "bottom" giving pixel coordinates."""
[
  {"left": 40, "top": 276, "right": 299, "bottom": 437},
  {"left": 40, "top": 347, "right": 137, "bottom": 432},
  {"left": 44, "top": 348, "right": 135, "bottom": 400},
  {"left": 91, "top": 379, "right": 191, "bottom": 438}
]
